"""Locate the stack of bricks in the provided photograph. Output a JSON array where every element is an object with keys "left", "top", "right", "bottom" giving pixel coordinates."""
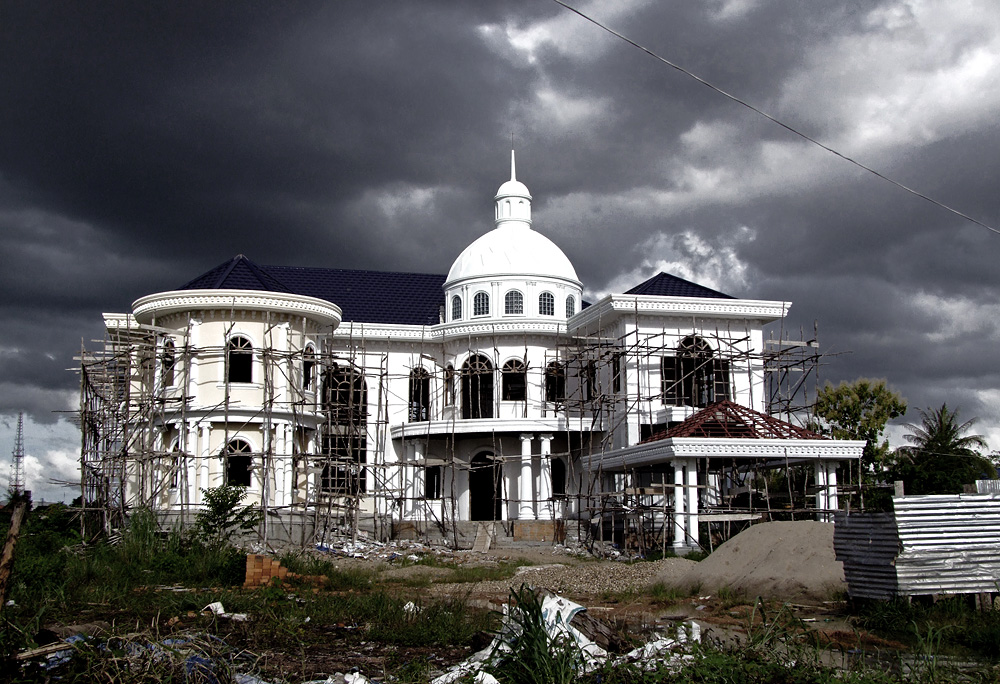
[{"left": 244, "top": 554, "right": 290, "bottom": 588}]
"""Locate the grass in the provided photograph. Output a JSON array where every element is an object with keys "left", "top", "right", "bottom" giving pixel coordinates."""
[{"left": 856, "top": 596, "right": 1000, "bottom": 662}]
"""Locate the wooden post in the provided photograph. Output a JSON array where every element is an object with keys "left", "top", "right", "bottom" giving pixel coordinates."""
[{"left": 0, "top": 498, "right": 29, "bottom": 615}]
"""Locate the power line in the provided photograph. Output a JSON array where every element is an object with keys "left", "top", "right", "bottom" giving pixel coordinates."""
[{"left": 553, "top": 0, "right": 1000, "bottom": 237}]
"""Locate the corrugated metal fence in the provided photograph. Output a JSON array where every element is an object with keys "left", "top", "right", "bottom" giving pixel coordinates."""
[{"left": 834, "top": 493, "right": 1000, "bottom": 599}]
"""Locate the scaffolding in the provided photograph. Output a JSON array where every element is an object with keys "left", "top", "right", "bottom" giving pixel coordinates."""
[{"left": 74, "top": 305, "right": 849, "bottom": 553}]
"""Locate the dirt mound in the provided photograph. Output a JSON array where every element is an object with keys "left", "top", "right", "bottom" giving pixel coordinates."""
[{"left": 662, "top": 521, "right": 845, "bottom": 601}]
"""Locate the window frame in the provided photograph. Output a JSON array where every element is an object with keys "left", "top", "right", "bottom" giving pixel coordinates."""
[
  {"left": 451, "top": 295, "right": 462, "bottom": 321},
  {"left": 501, "top": 359, "right": 527, "bottom": 401},
  {"left": 504, "top": 290, "right": 524, "bottom": 315},
  {"left": 565, "top": 295, "right": 576, "bottom": 318},
  {"left": 538, "top": 292, "right": 555, "bottom": 316},
  {"left": 226, "top": 335, "right": 254, "bottom": 384},
  {"left": 473, "top": 291, "right": 490, "bottom": 317}
]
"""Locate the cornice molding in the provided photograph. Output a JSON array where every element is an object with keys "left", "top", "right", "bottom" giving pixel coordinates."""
[
  {"left": 590, "top": 437, "right": 865, "bottom": 471},
  {"left": 132, "top": 290, "right": 342, "bottom": 328},
  {"left": 570, "top": 294, "right": 790, "bottom": 333}
]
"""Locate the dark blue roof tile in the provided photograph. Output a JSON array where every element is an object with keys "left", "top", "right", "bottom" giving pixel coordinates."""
[
  {"left": 624, "top": 272, "right": 733, "bottom": 299},
  {"left": 180, "top": 256, "right": 444, "bottom": 325}
]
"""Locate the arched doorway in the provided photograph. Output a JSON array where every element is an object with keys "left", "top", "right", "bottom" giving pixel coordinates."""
[
  {"left": 461, "top": 354, "right": 494, "bottom": 419},
  {"left": 469, "top": 452, "right": 502, "bottom": 521}
]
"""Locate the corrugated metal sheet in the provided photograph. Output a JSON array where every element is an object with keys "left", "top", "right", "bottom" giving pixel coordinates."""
[
  {"left": 893, "top": 494, "right": 1000, "bottom": 595},
  {"left": 977, "top": 479, "right": 1000, "bottom": 494},
  {"left": 834, "top": 493, "right": 1000, "bottom": 598},
  {"left": 833, "top": 512, "right": 899, "bottom": 599}
]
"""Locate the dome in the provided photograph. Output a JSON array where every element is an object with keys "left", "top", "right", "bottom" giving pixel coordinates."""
[
  {"left": 446, "top": 224, "right": 580, "bottom": 284},
  {"left": 495, "top": 179, "right": 531, "bottom": 199}
]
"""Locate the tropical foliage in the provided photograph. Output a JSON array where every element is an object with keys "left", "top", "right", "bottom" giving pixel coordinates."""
[
  {"left": 890, "top": 404, "right": 996, "bottom": 495},
  {"left": 813, "top": 378, "right": 907, "bottom": 476}
]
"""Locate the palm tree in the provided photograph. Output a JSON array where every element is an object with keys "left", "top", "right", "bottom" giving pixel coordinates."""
[{"left": 892, "top": 404, "right": 994, "bottom": 495}]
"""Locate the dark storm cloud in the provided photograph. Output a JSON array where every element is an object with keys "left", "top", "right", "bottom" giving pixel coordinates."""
[{"left": 3, "top": 0, "right": 1000, "bottom": 459}]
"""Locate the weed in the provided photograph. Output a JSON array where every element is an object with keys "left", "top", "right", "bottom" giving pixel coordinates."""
[
  {"left": 645, "top": 582, "right": 687, "bottom": 605},
  {"left": 488, "top": 585, "right": 583, "bottom": 684},
  {"left": 716, "top": 585, "right": 750, "bottom": 608}
]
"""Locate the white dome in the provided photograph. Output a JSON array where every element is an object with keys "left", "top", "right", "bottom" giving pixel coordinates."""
[
  {"left": 495, "top": 179, "right": 531, "bottom": 199},
  {"left": 446, "top": 224, "right": 580, "bottom": 284},
  {"left": 445, "top": 150, "right": 581, "bottom": 287}
]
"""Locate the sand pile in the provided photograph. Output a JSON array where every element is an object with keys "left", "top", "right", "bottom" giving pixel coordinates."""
[{"left": 661, "top": 520, "right": 846, "bottom": 601}]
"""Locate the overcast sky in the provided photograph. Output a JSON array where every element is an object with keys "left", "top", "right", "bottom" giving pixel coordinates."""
[{"left": 3, "top": 0, "right": 1000, "bottom": 501}]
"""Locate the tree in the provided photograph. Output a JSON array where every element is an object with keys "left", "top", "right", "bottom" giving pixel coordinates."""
[
  {"left": 195, "top": 485, "right": 262, "bottom": 546},
  {"left": 813, "top": 378, "right": 907, "bottom": 477},
  {"left": 890, "top": 404, "right": 995, "bottom": 495}
]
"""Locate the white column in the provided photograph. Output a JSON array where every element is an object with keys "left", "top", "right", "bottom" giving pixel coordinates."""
[
  {"left": 187, "top": 319, "right": 200, "bottom": 401},
  {"left": 519, "top": 434, "right": 535, "bottom": 520},
  {"left": 185, "top": 420, "right": 198, "bottom": 509},
  {"left": 278, "top": 424, "right": 291, "bottom": 507},
  {"left": 827, "top": 462, "right": 838, "bottom": 518},
  {"left": 538, "top": 434, "right": 554, "bottom": 520},
  {"left": 411, "top": 441, "right": 426, "bottom": 519},
  {"left": 814, "top": 460, "right": 828, "bottom": 521},
  {"left": 672, "top": 460, "right": 686, "bottom": 551},
  {"left": 198, "top": 425, "right": 211, "bottom": 498},
  {"left": 685, "top": 459, "right": 699, "bottom": 549}
]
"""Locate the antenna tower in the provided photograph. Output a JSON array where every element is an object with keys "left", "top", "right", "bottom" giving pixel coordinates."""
[{"left": 10, "top": 411, "right": 25, "bottom": 496}]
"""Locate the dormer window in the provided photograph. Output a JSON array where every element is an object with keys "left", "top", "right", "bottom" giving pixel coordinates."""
[
  {"left": 227, "top": 336, "right": 253, "bottom": 383},
  {"left": 566, "top": 295, "right": 575, "bottom": 317},
  {"left": 451, "top": 295, "right": 462, "bottom": 321},
  {"left": 539, "top": 292, "right": 555, "bottom": 316},
  {"left": 504, "top": 290, "right": 523, "bottom": 315},
  {"left": 473, "top": 292, "right": 490, "bottom": 317}
]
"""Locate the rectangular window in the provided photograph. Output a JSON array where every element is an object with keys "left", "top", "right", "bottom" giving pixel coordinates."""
[
  {"left": 612, "top": 353, "right": 624, "bottom": 394},
  {"left": 425, "top": 466, "right": 442, "bottom": 500},
  {"left": 661, "top": 356, "right": 679, "bottom": 405}
]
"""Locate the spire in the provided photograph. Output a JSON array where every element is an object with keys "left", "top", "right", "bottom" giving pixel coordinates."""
[{"left": 510, "top": 147, "right": 516, "bottom": 181}]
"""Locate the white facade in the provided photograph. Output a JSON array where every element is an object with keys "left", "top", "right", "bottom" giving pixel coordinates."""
[{"left": 99, "top": 153, "right": 861, "bottom": 547}]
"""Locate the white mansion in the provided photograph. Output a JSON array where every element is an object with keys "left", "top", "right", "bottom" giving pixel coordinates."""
[{"left": 89, "top": 153, "right": 863, "bottom": 549}]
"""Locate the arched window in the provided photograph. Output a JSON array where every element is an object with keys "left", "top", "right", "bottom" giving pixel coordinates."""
[
  {"left": 504, "top": 290, "right": 524, "bottom": 315},
  {"left": 551, "top": 458, "right": 566, "bottom": 497},
  {"left": 461, "top": 354, "right": 494, "bottom": 419},
  {"left": 565, "top": 295, "right": 576, "bottom": 318},
  {"left": 408, "top": 367, "right": 431, "bottom": 422},
  {"left": 473, "top": 292, "right": 490, "bottom": 317},
  {"left": 227, "top": 336, "right": 253, "bottom": 384},
  {"left": 501, "top": 359, "right": 527, "bottom": 401},
  {"left": 583, "top": 360, "right": 598, "bottom": 400},
  {"left": 302, "top": 346, "right": 315, "bottom": 390},
  {"left": 224, "top": 439, "right": 253, "bottom": 487},
  {"left": 545, "top": 361, "right": 565, "bottom": 403},
  {"left": 444, "top": 365, "right": 455, "bottom": 406},
  {"left": 451, "top": 295, "right": 462, "bottom": 321},
  {"left": 320, "top": 363, "right": 368, "bottom": 493},
  {"left": 161, "top": 339, "right": 175, "bottom": 387},
  {"left": 662, "top": 336, "right": 730, "bottom": 408},
  {"left": 539, "top": 292, "right": 555, "bottom": 316}
]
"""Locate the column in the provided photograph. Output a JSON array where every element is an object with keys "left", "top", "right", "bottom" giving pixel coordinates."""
[
  {"left": 277, "top": 423, "right": 290, "bottom": 507},
  {"left": 685, "top": 459, "right": 699, "bottom": 549},
  {"left": 185, "top": 420, "right": 198, "bottom": 509},
  {"left": 411, "top": 441, "right": 425, "bottom": 519},
  {"left": 814, "top": 460, "right": 828, "bottom": 521},
  {"left": 827, "top": 462, "right": 839, "bottom": 517},
  {"left": 672, "top": 460, "right": 686, "bottom": 551},
  {"left": 198, "top": 425, "right": 211, "bottom": 500},
  {"left": 187, "top": 319, "right": 200, "bottom": 401},
  {"left": 519, "top": 434, "right": 535, "bottom": 520},
  {"left": 538, "top": 434, "right": 554, "bottom": 520}
]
